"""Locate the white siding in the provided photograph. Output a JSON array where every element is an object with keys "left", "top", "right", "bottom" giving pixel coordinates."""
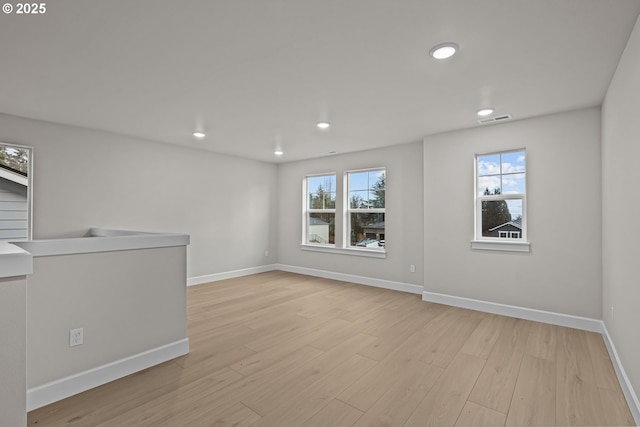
[{"left": 0, "top": 178, "right": 27, "bottom": 240}]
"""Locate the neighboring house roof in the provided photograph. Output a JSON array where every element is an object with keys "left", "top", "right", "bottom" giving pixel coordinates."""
[
  {"left": 309, "top": 217, "right": 329, "bottom": 225},
  {"left": 0, "top": 164, "right": 28, "bottom": 186},
  {"left": 364, "top": 221, "right": 385, "bottom": 229},
  {"left": 489, "top": 219, "right": 522, "bottom": 231}
]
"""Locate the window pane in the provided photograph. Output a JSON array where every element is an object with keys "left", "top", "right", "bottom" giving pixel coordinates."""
[
  {"left": 350, "top": 212, "right": 384, "bottom": 247},
  {"left": 0, "top": 144, "right": 31, "bottom": 240},
  {"left": 369, "top": 170, "right": 385, "bottom": 208},
  {"left": 307, "top": 175, "right": 335, "bottom": 193},
  {"left": 502, "top": 173, "right": 525, "bottom": 194},
  {"left": 505, "top": 199, "right": 523, "bottom": 221},
  {"left": 481, "top": 199, "right": 522, "bottom": 238},
  {"left": 348, "top": 169, "right": 385, "bottom": 209},
  {"left": 349, "top": 171, "right": 369, "bottom": 191},
  {"left": 307, "top": 174, "right": 336, "bottom": 209},
  {"left": 308, "top": 213, "right": 335, "bottom": 244},
  {"left": 478, "top": 175, "right": 501, "bottom": 196},
  {"left": 502, "top": 151, "right": 525, "bottom": 173},
  {"left": 477, "top": 154, "right": 500, "bottom": 176},
  {"left": 349, "top": 190, "right": 369, "bottom": 208}
]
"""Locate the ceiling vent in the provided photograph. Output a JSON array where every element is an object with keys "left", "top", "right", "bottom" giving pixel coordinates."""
[{"left": 477, "top": 114, "right": 512, "bottom": 125}]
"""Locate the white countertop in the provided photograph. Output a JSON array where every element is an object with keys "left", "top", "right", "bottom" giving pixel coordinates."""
[
  {"left": 1, "top": 228, "right": 190, "bottom": 277},
  {"left": 12, "top": 228, "right": 190, "bottom": 257}
]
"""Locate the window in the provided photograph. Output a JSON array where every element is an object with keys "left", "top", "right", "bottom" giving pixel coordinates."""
[
  {"left": 0, "top": 143, "right": 32, "bottom": 241},
  {"left": 347, "top": 168, "right": 385, "bottom": 249},
  {"left": 475, "top": 150, "right": 526, "bottom": 245},
  {"left": 304, "top": 174, "right": 336, "bottom": 245}
]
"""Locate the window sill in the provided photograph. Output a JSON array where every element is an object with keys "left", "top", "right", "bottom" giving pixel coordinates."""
[
  {"left": 471, "top": 240, "right": 530, "bottom": 253},
  {"left": 300, "top": 244, "right": 387, "bottom": 258}
]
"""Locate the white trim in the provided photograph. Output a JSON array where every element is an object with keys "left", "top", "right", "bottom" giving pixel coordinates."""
[
  {"left": 601, "top": 323, "right": 640, "bottom": 425},
  {"left": 27, "top": 338, "right": 189, "bottom": 411},
  {"left": 0, "top": 167, "right": 27, "bottom": 186},
  {"left": 300, "top": 244, "right": 386, "bottom": 258},
  {"left": 421, "top": 290, "right": 602, "bottom": 332},
  {"left": 0, "top": 242, "right": 32, "bottom": 278},
  {"left": 187, "top": 264, "right": 278, "bottom": 286},
  {"left": 276, "top": 264, "right": 422, "bottom": 294},
  {"left": 470, "top": 239, "right": 531, "bottom": 252}
]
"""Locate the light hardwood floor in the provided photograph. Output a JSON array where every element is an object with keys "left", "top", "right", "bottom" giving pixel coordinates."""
[{"left": 28, "top": 271, "right": 635, "bottom": 426}]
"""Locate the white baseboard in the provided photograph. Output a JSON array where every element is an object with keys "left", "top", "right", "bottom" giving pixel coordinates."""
[
  {"left": 187, "top": 264, "right": 278, "bottom": 286},
  {"left": 422, "top": 290, "right": 603, "bottom": 332},
  {"left": 601, "top": 323, "right": 640, "bottom": 425},
  {"left": 27, "top": 338, "right": 189, "bottom": 411},
  {"left": 276, "top": 264, "right": 423, "bottom": 295}
]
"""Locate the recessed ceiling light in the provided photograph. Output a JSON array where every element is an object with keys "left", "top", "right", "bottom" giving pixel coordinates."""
[
  {"left": 429, "top": 42, "right": 458, "bottom": 60},
  {"left": 192, "top": 131, "right": 206, "bottom": 139},
  {"left": 274, "top": 149, "right": 284, "bottom": 156},
  {"left": 476, "top": 108, "right": 494, "bottom": 117},
  {"left": 316, "top": 121, "right": 331, "bottom": 130}
]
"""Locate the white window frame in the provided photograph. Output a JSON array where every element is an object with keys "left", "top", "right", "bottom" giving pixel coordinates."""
[
  {"left": 302, "top": 173, "right": 336, "bottom": 247},
  {"left": 345, "top": 167, "right": 386, "bottom": 252},
  {"left": 472, "top": 149, "right": 530, "bottom": 252}
]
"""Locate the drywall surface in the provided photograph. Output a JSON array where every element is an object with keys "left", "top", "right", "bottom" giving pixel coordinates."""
[
  {"left": 27, "top": 246, "right": 186, "bottom": 388},
  {"left": 277, "top": 142, "right": 424, "bottom": 286},
  {"left": 0, "top": 276, "right": 27, "bottom": 427},
  {"left": 602, "top": 13, "right": 640, "bottom": 412},
  {"left": 0, "top": 113, "right": 278, "bottom": 278},
  {"left": 423, "top": 108, "right": 602, "bottom": 318}
]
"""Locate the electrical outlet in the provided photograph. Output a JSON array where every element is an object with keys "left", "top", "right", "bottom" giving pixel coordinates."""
[
  {"left": 70, "top": 328, "right": 83, "bottom": 347},
  {"left": 264, "top": 250, "right": 269, "bottom": 257},
  {"left": 409, "top": 264, "right": 416, "bottom": 273}
]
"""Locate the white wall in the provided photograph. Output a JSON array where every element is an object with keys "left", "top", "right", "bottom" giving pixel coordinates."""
[
  {"left": 602, "top": 14, "right": 640, "bottom": 409},
  {"left": 0, "top": 276, "right": 26, "bottom": 427},
  {"left": 277, "top": 142, "right": 423, "bottom": 286},
  {"left": 0, "top": 113, "right": 278, "bottom": 278},
  {"left": 423, "top": 108, "right": 602, "bottom": 318}
]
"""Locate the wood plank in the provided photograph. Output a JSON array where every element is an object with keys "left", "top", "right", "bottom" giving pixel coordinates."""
[
  {"left": 357, "top": 302, "right": 449, "bottom": 361},
  {"left": 597, "top": 387, "right": 635, "bottom": 426},
  {"left": 301, "top": 399, "right": 363, "bottom": 427},
  {"left": 351, "top": 360, "right": 443, "bottom": 427},
  {"left": 240, "top": 333, "right": 378, "bottom": 416},
  {"left": 243, "top": 314, "right": 331, "bottom": 352},
  {"left": 250, "top": 354, "right": 376, "bottom": 427},
  {"left": 419, "top": 314, "right": 480, "bottom": 368},
  {"left": 584, "top": 331, "right": 620, "bottom": 391},
  {"left": 525, "top": 321, "right": 557, "bottom": 361},
  {"left": 183, "top": 402, "right": 261, "bottom": 427},
  {"left": 339, "top": 328, "right": 435, "bottom": 412},
  {"left": 459, "top": 313, "right": 505, "bottom": 360},
  {"left": 468, "top": 317, "right": 531, "bottom": 413},
  {"left": 404, "top": 353, "right": 486, "bottom": 427},
  {"left": 505, "top": 354, "right": 555, "bottom": 426},
  {"left": 94, "top": 367, "right": 245, "bottom": 426},
  {"left": 231, "top": 318, "right": 354, "bottom": 376},
  {"left": 454, "top": 401, "right": 506, "bottom": 427},
  {"left": 556, "top": 327, "right": 606, "bottom": 426}
]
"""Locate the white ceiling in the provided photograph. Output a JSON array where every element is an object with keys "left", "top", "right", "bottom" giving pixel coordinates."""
[{"left": 1, "top": 0, "right": 639, "bottom": 163}]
